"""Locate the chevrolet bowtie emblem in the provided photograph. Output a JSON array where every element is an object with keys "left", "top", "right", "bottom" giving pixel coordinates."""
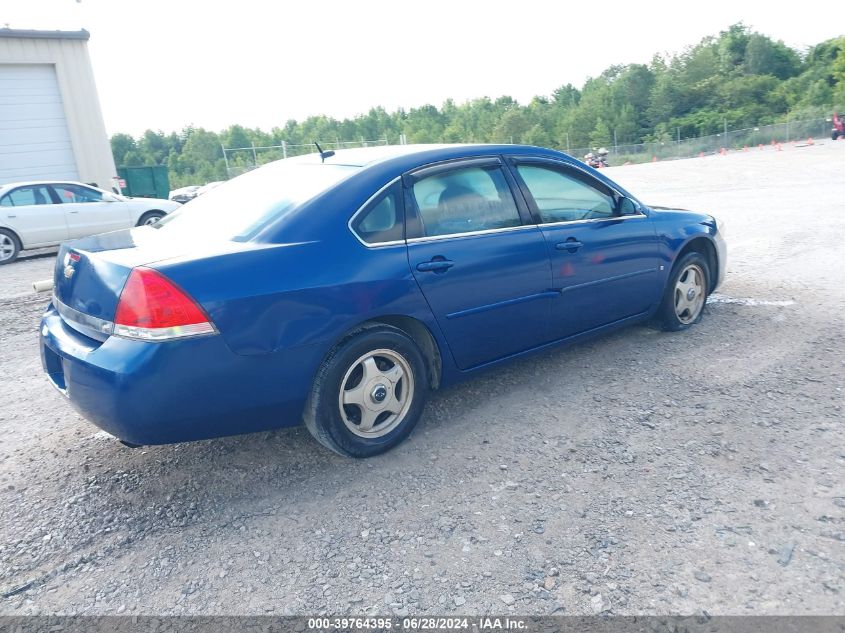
[{"left": 62, "top": 251, "right": 80, "bottom": 279}]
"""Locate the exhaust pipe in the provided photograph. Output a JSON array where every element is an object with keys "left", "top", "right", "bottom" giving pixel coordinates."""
[{"left": 32, "top": 279, "right": 54, "bottom": 293}]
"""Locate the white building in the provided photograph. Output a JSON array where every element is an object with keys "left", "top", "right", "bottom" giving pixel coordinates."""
[{"left": 0, "top": 28, "right": 116, "bottom": 188}]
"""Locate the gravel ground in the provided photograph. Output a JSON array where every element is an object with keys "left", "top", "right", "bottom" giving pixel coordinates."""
[{"left": 0, "top": 142, "right": 843, "bottom": 616}]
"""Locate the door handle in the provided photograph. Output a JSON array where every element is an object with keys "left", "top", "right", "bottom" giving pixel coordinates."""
[
  {"left": 68, "top": 211, "right": 79, "bottom": 214},
  {"left": 416, "top": 259, "right": 454, "bottom": 273},
  {"left": 556, "top": 239, "right": 583, "bottom": 252}
]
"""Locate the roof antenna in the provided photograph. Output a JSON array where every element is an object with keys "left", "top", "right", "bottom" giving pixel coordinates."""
[{"left": 313, "top": 141, "right": 335, "bottom": 163}]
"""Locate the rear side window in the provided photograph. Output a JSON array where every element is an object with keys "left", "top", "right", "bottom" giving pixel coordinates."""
[
  {"left": 351, "top": 181, "right": 403, "bottom": 244},
  {"left": 516, "top": 165, "right": 615, "bottom": 223},
  {"left": 0, "top": 186, "right": 53, "bottom": 207},
  {"left": 411, "top": 166, "right": 521, "bottom": 237}
]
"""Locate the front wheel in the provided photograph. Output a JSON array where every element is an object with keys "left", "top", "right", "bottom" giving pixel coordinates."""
[
  {"left": 657, "top": 252, "right": 710, "bottom": 331},
  {"left": 304, "top": 324, "right": 429, "bottom": 458}
]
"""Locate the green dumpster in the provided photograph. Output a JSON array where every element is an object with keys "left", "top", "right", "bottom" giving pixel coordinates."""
[{"left": 116, "top": 166, "right": 170, "bottom": 199}]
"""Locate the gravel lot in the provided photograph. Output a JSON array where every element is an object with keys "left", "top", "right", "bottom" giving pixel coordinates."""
[{"left": 1, "top": 142, "right": 843, "bottom": 616}]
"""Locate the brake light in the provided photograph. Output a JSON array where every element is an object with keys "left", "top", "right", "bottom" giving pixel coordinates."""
[{"left": 113, "top": 267, "right": 215, "bottom": 340}]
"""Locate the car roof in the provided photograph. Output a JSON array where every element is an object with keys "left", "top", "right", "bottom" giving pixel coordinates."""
[
  {"left": 286, "top": 143, "right": 567, "bottom": 169},
  {"left": 0, "top": 180, "right": 98, "bottom": 193}
]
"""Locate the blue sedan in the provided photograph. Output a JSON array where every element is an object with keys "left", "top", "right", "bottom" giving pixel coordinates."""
[{"left": 39, "top": 144, "right": 726, "bottom": 457}]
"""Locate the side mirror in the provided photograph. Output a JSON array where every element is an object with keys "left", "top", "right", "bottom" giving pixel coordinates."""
[{"left": 617, "top": 197, "right": 640, "bottom": 216}]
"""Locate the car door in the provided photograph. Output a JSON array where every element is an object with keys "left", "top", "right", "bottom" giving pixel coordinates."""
[
  {"left": 50, "top": 183, "right": 132, "bottom": 238},
  {"left": 0, "top": 185, "right": 68, "bottom": 246},
  {"left": 506, "top": 158, "right": 660, "bottom": 341},
  {"left": 404, "top": 157, "right": 554, "bottom": 369}
]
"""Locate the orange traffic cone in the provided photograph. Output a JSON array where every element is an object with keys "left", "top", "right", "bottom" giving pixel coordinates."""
[{"left": 807, "top": 137, "right": 814, "bottom": 145}]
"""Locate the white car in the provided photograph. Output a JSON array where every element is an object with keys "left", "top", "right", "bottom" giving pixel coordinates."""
[{"left": 0, "top": 181, "right": 180, "bottom": 264}]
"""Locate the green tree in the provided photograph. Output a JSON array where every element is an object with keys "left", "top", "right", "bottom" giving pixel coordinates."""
[
  {"left": 590, "top": 119, "right": 612, "bottom": 147},
  {"left": 110, "top": 26, "right": 845, "bottom": 180},
  {"left": 110, "top": 133, "right": 136, "bottom": 166}
]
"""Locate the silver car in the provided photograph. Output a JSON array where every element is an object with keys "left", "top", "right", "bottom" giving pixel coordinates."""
[{"left": 0, "top": 181, "right": 180, "bottom": 264}]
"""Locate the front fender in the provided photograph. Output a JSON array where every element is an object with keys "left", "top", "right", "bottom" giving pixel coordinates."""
[{"left": 649, "top": 208, "right": 725, "bottom": 291}]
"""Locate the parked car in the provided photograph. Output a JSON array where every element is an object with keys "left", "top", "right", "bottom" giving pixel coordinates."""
[
  {"left": 193, "top": 181, "right": 224, "bottom": 197},
  {"left": 0, "top": 181, "right": 180, "bottom": 264},
  {"left": 39, "top": 144, "right": 726, "bottom": 457},
  {"left": 168, "top": 185, "right": 202, "bottom": 204}
]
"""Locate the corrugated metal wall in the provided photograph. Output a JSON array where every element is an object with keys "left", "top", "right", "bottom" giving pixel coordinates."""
[{"left": 0, "top": 34, "right": 117, "bottom": 189}]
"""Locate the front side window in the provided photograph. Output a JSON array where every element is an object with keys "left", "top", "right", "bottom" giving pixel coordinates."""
[
  {"left": 516, "top": 164, "right": 615, "bottom": 223},
  {"left": 351, "top": 182, "right": 403, "bottom": 244},
  {"left": 0, "top": 186, "right": 53, "bottom": 207},
  {"left": 411, "top": 165, "right": 521, "bottom": 237},
  {"left": 51, "top": 184, "right": 103, "bottom": 203}
]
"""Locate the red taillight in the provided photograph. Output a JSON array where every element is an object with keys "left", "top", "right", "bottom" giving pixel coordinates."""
[{"left": 113, "top": 267, "right": 214, "bottom": 340}]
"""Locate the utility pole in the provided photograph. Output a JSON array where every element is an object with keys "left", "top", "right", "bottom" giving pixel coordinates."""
[
  {"left": 566, "top": 132, "right": 570, "bottom": 154},
  {"left": 221, "top": 144, "right": 229, "bottom": 174},
  {"left": 613, "top": 129, "right": 618, "bottom": 155},
  {"left": 723, "top": 118, "right": 728, "bottom": 148}
]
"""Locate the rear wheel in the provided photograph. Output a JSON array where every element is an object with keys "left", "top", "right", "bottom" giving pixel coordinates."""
[
  {"left": 0, "top": 229, "right": 20, "bottom": 265},
  {"left": 137, "top": 211, "right": 165, "bottom": 226},
  {"left": 304, "top": 324, "right": 429, "bottom": 458},
  {"left": 657, "top": 252, "right": 710, "bottom": 331}
]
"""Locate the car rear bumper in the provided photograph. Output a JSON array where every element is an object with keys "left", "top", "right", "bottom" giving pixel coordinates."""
[{"left": 39, "top": 303, "right": 320, "bottom": 445}]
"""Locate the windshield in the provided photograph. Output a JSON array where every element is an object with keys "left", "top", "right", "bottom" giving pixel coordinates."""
[{"left": 154, "top": 161, "right": 359, "bottom": 241}]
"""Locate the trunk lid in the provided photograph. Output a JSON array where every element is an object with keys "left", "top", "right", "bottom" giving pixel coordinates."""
[{"left": 53, "top": 228, "right": 207, "bottom": 332}]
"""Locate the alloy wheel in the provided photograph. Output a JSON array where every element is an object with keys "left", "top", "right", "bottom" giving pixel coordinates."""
[
  {"left": 338, "top": 348, "right": 414, "bottom": 438},
  {"left": 0, "top": 235, "right": 15, "bottom": 262},
  {"left": 674, "top": 263, "right": 705, "bottom": 324}
]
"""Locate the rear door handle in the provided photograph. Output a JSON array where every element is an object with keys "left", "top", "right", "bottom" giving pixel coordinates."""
[
  {"left": 416, "top": 259, "right": 454, "bottom": 273},
  {"left": 556, "top": 239, "right": 583, "bottom": 252}
]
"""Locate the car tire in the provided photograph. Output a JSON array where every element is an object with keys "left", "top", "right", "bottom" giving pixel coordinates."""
[
  {"left": 304, "top": 323, "right": 429, "bottom": 458},
  {"left": 137, "top": 211, "right": 165, "bottom": 226},
  {"left": 0, "top": 229, "right": 21, "bottom": 265},
  {"left": 657, "top": 251, "right": 711, "bottom": 332}
]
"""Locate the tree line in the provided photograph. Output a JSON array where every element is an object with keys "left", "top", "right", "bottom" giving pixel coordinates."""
[{"left": 110, "top": 24, "right": 845, "bottom": 188}]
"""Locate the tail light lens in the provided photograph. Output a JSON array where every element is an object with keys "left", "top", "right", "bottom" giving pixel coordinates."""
[{"left": 113, "top": 267, "right": 215, "bottom": 341}]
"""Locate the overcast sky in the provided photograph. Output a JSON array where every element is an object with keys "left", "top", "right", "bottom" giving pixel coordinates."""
[{"left": 4, "top": 0, "right": 842, "bottom": 136}]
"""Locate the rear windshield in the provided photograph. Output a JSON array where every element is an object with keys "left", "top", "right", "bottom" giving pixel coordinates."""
[{"left": 154, "top": 161, "right": 359, "bottom": 241}]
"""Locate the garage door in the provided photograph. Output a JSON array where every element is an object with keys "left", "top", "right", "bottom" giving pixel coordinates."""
[{"left": 0, "top": 64, "right": 78, "bottom": 185}]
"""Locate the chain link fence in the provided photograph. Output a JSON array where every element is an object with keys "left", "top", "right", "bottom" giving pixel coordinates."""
[
  {"left": 568, "top": 116, "right": 839, "bottom": 165},
  {"left": 222, "top": 114, "right": 842, "bottom": 177}
]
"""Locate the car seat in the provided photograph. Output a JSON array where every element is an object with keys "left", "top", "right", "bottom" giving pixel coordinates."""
[{"left": 434, "top": 184, "right": 488, "bottom": 235}]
